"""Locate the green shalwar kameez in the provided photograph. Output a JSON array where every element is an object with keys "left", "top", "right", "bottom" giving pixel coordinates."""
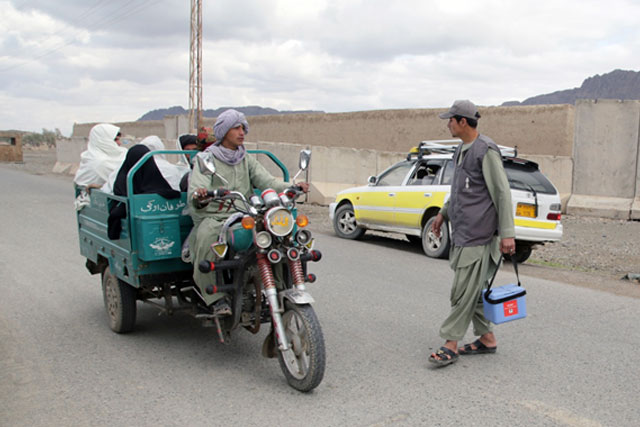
[
  {"left": 188, "top": 153, "right": 289, "bottom": 305},
  {"left": 438, "top": 145, "right": 515, "bottom": 341}
]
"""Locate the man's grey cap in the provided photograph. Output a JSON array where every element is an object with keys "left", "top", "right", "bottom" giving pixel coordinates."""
[{"left": 438, "top": 99, "right": 481, "bottom": 120}]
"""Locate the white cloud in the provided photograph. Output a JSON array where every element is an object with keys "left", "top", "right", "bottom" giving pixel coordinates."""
[{"left": 1, "top": 0, "right": 639, "bottom": 136}]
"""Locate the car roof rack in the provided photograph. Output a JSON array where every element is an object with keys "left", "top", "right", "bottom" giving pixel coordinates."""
[{"left": 408, "top": 139, "right": 518, "bottom": 160}]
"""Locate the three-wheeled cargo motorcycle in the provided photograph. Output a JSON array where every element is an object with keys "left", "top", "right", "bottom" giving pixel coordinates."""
[{"left": 76, "top": 148, "right": 325, "bottom": 392}]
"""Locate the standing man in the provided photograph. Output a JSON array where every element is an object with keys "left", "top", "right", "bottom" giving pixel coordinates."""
[
  {"left": 428, "top": 100, "right": 516, "bottom": 366},
  {"left": 188, "top": 109, "right": 309, "bottom": 316}
]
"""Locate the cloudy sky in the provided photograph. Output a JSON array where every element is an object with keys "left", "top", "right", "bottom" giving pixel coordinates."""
[{"left": 1, "top": 0, "right": 639, "bottom": 136}]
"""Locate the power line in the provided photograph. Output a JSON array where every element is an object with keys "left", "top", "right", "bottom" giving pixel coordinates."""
[{"left": 1, "top": 0, "right": 164, "bottom": 73}]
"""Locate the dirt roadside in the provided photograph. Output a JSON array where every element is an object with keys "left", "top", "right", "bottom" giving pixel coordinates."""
[
  {"left": 296, "top": 202, "right": 640, "bottom": 299},
  {"left": 9, "top": 147, "right": 640, "bottom": 299}
]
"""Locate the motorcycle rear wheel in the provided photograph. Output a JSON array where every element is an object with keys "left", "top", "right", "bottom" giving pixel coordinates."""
[
  {"left": 277, "top": 301, "right": 325, "bottom": 392},
  {"left": 101, "top": 268, "right": 137, "bottom": 333}
]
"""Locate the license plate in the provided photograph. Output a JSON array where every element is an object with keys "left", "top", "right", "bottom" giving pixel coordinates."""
[{"left": 516, "top": 203, "right": 536, "bottom": 218}]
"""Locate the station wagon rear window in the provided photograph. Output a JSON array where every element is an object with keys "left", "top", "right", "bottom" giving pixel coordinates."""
[{"left": 504, "top": 161, "right": 557, "bottom": 195}]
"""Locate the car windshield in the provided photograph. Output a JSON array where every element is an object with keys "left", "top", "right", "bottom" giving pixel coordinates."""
[
  {"left": 504, "top": 161, "right": 557, "bottom": 195},
  {"left": 377, "top": 161, "right": 413, "bottom": 186}
]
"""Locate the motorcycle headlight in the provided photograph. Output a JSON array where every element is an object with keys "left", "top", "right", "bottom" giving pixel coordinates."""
[
  {"left": 265, "top": 207, "right": 294, "bottom": 237},
  {"left": 256, "top": 231, "right": 272, "bottom": 249},
  {"left": 295, "top": 229, "right": 312, "bottom": 245}
]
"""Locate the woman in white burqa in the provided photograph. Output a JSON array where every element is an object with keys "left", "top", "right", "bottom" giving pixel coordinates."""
[
  {"left": 138, "top": 135, "right": 183, "bottom": 191},
  {"left": 73, "top": 124, "right": 126, "bottom": 209},
  {"left": 74, "top": 123, "right": 126, "bottom": 187}
]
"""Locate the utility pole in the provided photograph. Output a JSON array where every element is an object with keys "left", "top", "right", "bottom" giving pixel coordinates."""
[{"left": 188, "top": 0, "right": 202, "bottom": 133}]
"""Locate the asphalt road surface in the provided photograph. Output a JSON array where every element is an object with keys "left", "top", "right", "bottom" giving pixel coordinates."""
[{"left": 1, "top": 166, "right": 639, "bottom": 427}]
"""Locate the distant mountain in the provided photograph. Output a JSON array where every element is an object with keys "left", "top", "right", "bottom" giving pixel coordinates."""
[
  {"left": 502, "top": 69, "right": 640, "bottom": 106},
  {"left": 137, "top": 105, "right": 323, "bottom": 121}
]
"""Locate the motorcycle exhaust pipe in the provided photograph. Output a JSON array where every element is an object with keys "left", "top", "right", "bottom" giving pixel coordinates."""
[
  {"left": 198, "top": 259, "right": 244, "bottom": 273},
  {"left": 205, "top": 284, "right": 235, "bottom": 295}
]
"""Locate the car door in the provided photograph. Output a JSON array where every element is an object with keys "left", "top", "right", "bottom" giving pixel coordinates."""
[
  {"left": 356, "top": 161, "right": 413, "bottom": 226},
  {"left": 395, "top": 159, "right": 448, "bottom": 229}
]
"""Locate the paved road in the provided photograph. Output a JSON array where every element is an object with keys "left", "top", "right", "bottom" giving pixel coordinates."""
[{"left": 1, "top": 166, "right": 639, "bottom": 427}]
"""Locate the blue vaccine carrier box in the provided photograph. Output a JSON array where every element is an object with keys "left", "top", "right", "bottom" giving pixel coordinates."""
[{"left": 482, "top": 283, "right": 527, "bottom": 324}]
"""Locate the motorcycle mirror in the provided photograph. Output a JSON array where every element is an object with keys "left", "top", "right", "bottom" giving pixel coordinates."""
[
  {"left": 292, "top": 149, "right": 312, "bottom": 183},
  {"left": 197, "top": 152, "right": 228, "bottom": 184},
  {"left": 197, "top": 153, "right": 216, "bottom": 176},
  {"left": 299, "top": 149, "right": 311, "bottom": 171}
]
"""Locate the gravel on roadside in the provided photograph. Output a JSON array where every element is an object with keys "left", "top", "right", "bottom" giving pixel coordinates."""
[{"left": 295, "top": 202, "right": 640, "bottom": 299}]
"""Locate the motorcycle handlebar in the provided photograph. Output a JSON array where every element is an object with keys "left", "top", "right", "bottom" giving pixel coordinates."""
[
  {"left": 206, "top": 188, "right": 229, "bottom": 198},
  {"left": 284, "top": 185, "right": 304, "bottom": 199}
]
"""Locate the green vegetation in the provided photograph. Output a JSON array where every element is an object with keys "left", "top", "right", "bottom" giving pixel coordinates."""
[{"left": 22, "top": 128, "right": 63, "bottom": 147}]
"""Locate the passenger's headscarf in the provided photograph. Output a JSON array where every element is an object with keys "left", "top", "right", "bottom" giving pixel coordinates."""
[
  {"left": 213, "top": 109, "right": 249, "bottom": 141},
  {"left": 107, "top": 145, "right": 180, "bottom": 240},
  {"left": 140, "top": 135, "right": 166, "bottom": 159},
  {"left": 175, "top": 134, "right": 199, "bottom": 192},
  {"left": 73, "top": 123, "right": 126, "bottom": 186},
  {"left": 175, "top": 134, "right": 198, "bottom": 169},
  {"left": 206, "top": 109, "right": 249, "bottom": 165},
  {"left": 141, "top": 135, "right": 182, "bottom": 191}
]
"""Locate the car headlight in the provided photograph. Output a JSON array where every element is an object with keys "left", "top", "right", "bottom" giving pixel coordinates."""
[
  {"left": 265, "top": 207, "right": 294, "bottom": 237},
  {"left": 256, "top": 231, "right": 272, "bottom": 249}
]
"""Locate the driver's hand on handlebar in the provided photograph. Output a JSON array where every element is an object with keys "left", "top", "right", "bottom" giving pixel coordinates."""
[
  {"left": 296, "top": 182, "right": 310, "bottom": 193},
  {"left": 192, "top": 187, "right": 209, "bottom": 201}
]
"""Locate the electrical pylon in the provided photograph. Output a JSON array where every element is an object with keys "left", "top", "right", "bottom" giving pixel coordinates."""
[{"left": 188, "top": 0, "right": 202, "bottom": 133}]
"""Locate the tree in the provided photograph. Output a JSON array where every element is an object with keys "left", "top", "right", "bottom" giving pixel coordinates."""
[{"left": 22, "top": 128, "right": 60, "bottom": 147}]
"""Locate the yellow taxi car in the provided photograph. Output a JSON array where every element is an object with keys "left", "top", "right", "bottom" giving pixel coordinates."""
[{"left": 329, "top": 140, "right": 563, "bottom": 263}]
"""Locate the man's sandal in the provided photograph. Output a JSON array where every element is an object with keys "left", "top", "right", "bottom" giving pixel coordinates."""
[
  {"left": 428, "top": 347, "right": 459, "bottom": 366},
  {"left": 459, "top": 339, "right": 497, "bottom": 355}
]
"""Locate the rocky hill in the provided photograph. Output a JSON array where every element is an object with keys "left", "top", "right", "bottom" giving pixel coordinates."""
[
  {"left": 138, "top": 105, "right": 323, "bottom": 121},
  {"left": 502, "top": 69, "right": 640, "bottom": 106}
]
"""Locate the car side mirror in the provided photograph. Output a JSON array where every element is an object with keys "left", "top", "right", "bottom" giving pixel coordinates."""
[{"left": 368, "top": 175, "right": 377, "bottom": 185}]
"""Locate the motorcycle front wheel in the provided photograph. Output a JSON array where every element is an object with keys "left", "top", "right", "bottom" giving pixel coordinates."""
[{"left": 277, "top": 301, "right": 326, "bottom": 392}]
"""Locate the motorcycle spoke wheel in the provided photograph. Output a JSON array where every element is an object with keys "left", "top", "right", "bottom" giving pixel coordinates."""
[
  {"left": 277, "top": 302, "right": 325, "bottom": 392},
  {"left": 282, "top": 313, "right": 310, "bottom": 378}
]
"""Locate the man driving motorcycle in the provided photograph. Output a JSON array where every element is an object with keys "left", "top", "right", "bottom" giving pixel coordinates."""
[{"left": 189, "top": 109, "right": 309, "bottom": 315}]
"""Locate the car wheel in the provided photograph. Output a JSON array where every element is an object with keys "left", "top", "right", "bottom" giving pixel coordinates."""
[
  {"left": 421, "top": 216, "right": 450, "bottom": 259},
  {"left": 503, "top": 243, "right": 533, "bottom": 264},
  {"left": 333, "top": 204, "right": 365, "bottom": 239}
]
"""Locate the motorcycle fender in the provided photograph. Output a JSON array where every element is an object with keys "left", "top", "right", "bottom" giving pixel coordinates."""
[{"left": 279, "top": 288, "right": 315, "bottom": 306}]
